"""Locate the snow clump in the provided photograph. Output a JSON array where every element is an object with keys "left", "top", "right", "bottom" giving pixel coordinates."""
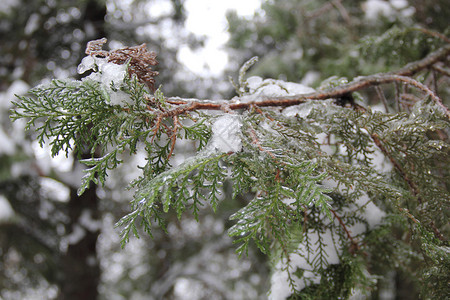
[
  {"left": 244, "top": 76, "right": 315, "bottom": 99},
  {"left": 0, "top": 195, "right": 14, "bottom": 222},
  {"left": 77, "top": 56, "right": 131, "bottom": 106},
  {"left": 208, "top": 114, "right": 242, "bottom": 153},
  {"left": 239, "top": 76, "right": 316, "bottom": 118}
]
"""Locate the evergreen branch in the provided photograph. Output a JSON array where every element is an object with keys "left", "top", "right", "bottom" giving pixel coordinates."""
[
  {"left": 393, "top": 43, "right": 450, "bottom": 76},
  {"left": 410, "top": 27, "right": 450, "bottom": 44},
  {"left": 118, "top": 152, "right": 229, "bottom": 242}
]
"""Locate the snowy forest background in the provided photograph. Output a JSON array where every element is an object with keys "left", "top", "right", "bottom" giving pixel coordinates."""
[{"left": 0, "top": 0, "right": 449, "bottom": 299}]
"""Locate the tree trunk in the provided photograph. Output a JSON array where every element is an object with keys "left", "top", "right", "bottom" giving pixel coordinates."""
[
  {"left": 58, "top": 184, "right": 101, "bottom": 300},
  {"left": 57, "top": 1, "right": 106, "bottom": 299}
]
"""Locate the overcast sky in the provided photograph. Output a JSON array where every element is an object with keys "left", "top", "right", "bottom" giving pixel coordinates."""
[{"left": 179, "top": 0, "right": 261, "bottom": 76}]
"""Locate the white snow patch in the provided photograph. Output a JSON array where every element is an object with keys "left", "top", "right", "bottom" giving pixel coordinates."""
[
  {"left": 0, "top": 0, "right": 19, "bottom": 14},
  {"left": 244, "top": 76, "right": 315, "bottom": 99},
  {"left": 79, "top": 209, "right": 101, "bottom": 232},
  {"left": 61, "top": 211, "right": 100, "bottom": 248},
  {"left": 0, "top": 79, "right": 30, "bottom": 117},
  {"left": 371, "top": 103, "right": 387, "bottom": 113},
  {"left": 281, "top": 197, "right": 296, "bottom": 207},
  {"left": 364, "top": 0, "right": 393, "bottom": 20},
  {"left": 363, "top": 0, "right": 414, "bottom": 20},
  {"left": 301, "top": 71, "right": 320, "bottom": 86},
  {"left": 56, "top": 162, "right": 86, "bottom": 188},
  {"left": 0, "top": 127, "right": 15, "bottom": 155},
  {"left": 32, "top": 140, "right": 74, "bottom": 175},
  {"left": 246, "top": 76, "right": 263, "bottom": 92},
  {"left": 270, "top": 180, "right": 386, "bottom": 298},
  {"left": 239, "top": 76, "right": 315, "bottom": 118},
  {"left": 77, "top": 56, "right": 96, "bottom": 74},
  {"left": 371, "top": 146, "right": 393, "bottom": 172},
  {"left": 283, "top": 103, "right": 313, "bottom": 118},
  {"left": 323, "top": 179, "right": 386, "bottom": 234},
  {"left": 390, "top": 0, "right": 408, "bottom": 9},
  {"left": 66, "top": 224, "right": 86, "bottom": 245},
  {"left": 24, "top": 13, "right": 40, "bottom": 35},
  {"left": 316, "top": 132, "right": 335, "bottom": 156},
  {"left": 208, "top": 114, "right": 242, "bottom": 153},
  {"left": 39, "top": 177, "right": 70, "bottom": 203},
  {"left": 99, "top": 62, "right": 128, "bottom": 88},
  {"left": 178, "top": 0, "right": 261, "bottom": 76},
  {"left": 354, "top": 193, "right": 385, "bottom": 229},
  {"left": 0, "top": 195, "right": 14, "bottom": 222}
]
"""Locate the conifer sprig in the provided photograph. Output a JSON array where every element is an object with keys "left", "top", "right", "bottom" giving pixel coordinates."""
[{"left": 11, "top": 36, "right": 449, "bottom": 298}]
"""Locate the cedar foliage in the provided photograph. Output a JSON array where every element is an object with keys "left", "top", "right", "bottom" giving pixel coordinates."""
[{"left": 12, "top": 28, "right": 449, "bottom": 300}]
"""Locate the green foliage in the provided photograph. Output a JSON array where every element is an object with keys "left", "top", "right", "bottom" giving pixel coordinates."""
[
  {"left": 359, "top": 26, "right": 447, "bottom": 68},
  {"left": 117, "top": 152, "right": 227, "bottom": 246},
  {"left": 228, "top": 159, "right": 332, "bottom": 256},
  {"left": 296, "top": 256, "right": 374, "bottom": 300},
  {"left": 225, "top": 0, "right": 450, "bottom": 85},
  {"left": 11, "top": 74, "right": 208, "bottom": 197},
  {"left": 11, "top": 33, "right": 450, "bottom": 299}
]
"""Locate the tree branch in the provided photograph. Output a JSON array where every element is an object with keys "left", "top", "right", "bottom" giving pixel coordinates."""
[{"left": 161, "top": 44, "right": 449, "bottom": 118}]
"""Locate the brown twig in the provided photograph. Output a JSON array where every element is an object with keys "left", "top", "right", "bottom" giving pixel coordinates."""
[
  {"left": 306, "top": 1, "right": 334, "bottom": 20},
  {"left": 413, "top": 27, "right": 450, "bottom": 44},
  {"left": 161, "top": 73, "right": 449, "bottom": 119},
  {"left": 85, "top": 38, "right": 159, "bottom": 91},
  {"left": 248, "top": 127, "right": 277, "bottom": 161},
  {"left": 167, "top": 116, "right": 179, "bottom": 160},
  {"left": 400, "top": 93, "right": 421, "bottom": 106},
  {"left": 393, "top": 44, "right": 450, "bottom": 77},
  {"left": 394, "top": 82, "right": 402, "bottom": 112},
  {"left": 330, "top": 208, "right": 359, "bottom": 252},
  {"left": 371, "top": 133, "right": 421, "bottom": 203},
  {"left": 374, "top": 86, "right": 389, "bottom": 112},
  {"left": 431, "top": 68, "right": 438, "bottom": 94},
  {"left": 431, "top": 64, "right": 450, "bottom": 77},
  {"left": 430, "top": 221, "right": 446, "bottom": 241},
  {"left": 331, "top": 0, "right": 351, "bottom": 25}
]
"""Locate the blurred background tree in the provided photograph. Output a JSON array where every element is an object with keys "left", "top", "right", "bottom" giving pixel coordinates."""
[
  {"left": 0, "top": 0, "right": 448, "bottom": 299},
  {"left": 226, "top": 0, "right": 448, "bottom": 87}
]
